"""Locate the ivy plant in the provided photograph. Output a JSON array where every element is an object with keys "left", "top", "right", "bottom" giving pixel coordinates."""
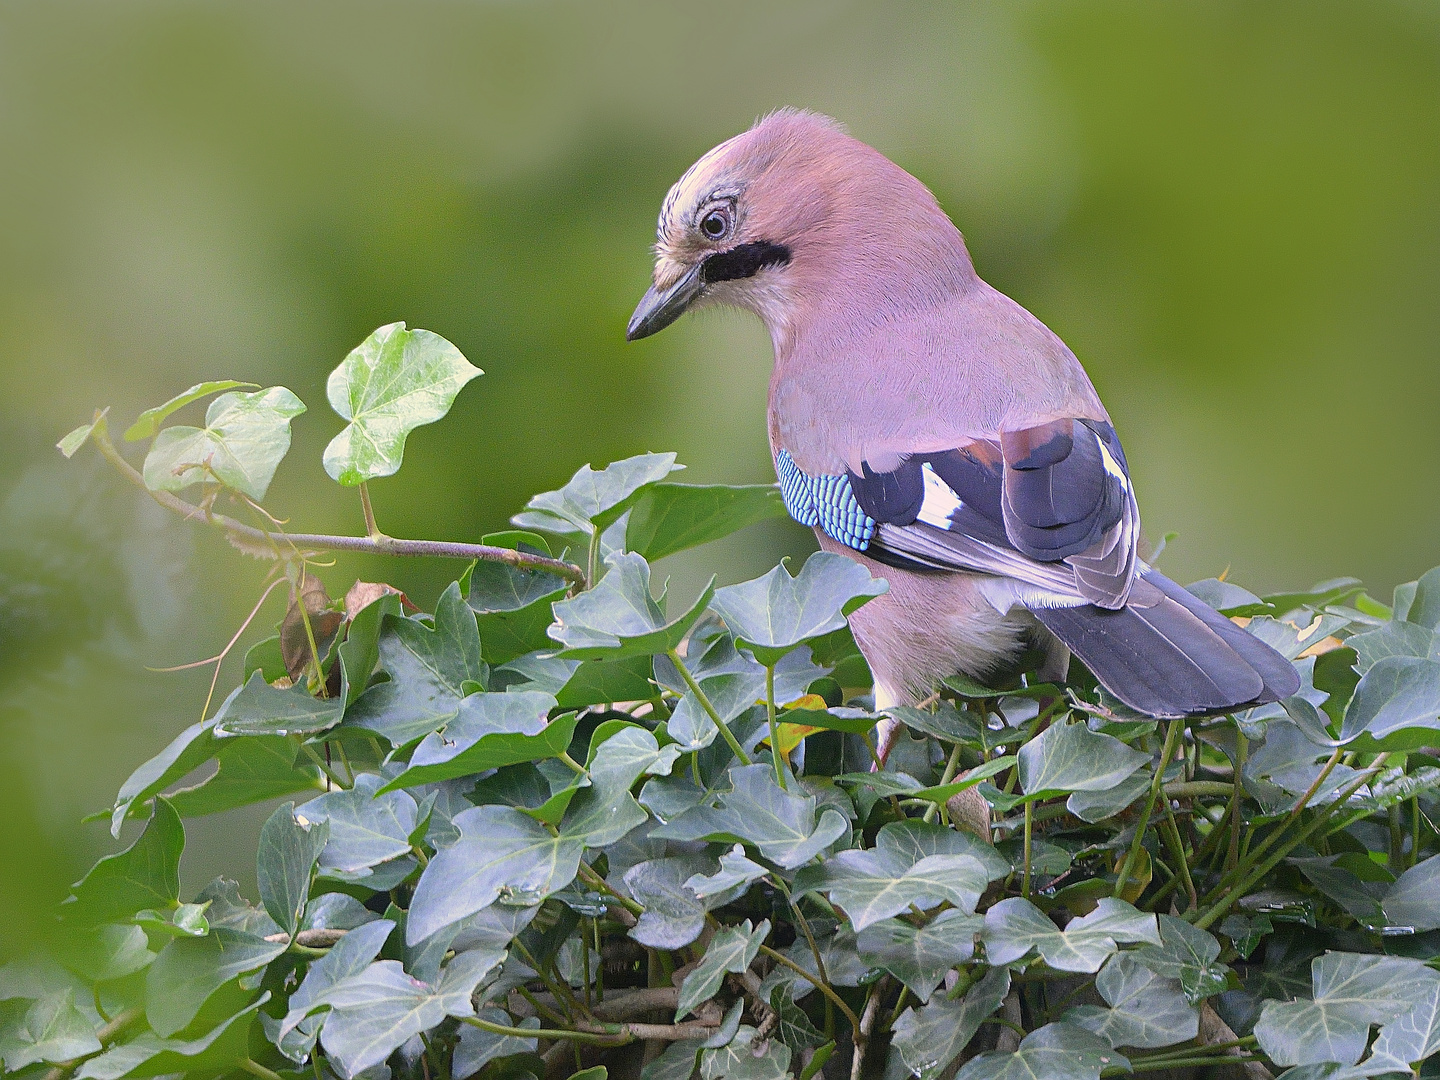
[{"left": 18, "top": 321, "right": 1440, "bottom": 1080}]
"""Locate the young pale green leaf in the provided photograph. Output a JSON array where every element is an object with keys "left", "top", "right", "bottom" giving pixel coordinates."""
[
  {"left": 699, "top": 1025, "right": 789, "bottom": 1080},
  {"left": 1065, "top": 953, "right": 1198, "bottom": 1050},
  {"left": 453, "top": 1009, "right": 540, "bottom": 1077},
  {"left": 1339, "top": 655, "right": 1440, "bottom": 742},
  {"left": 144, "top": 928, "right": 286, "bottom": 1037},
  {"left": 142, "top": 386, "right": 305, "bottom": 500},
  {"left": 211, "top": 671, "right": 346, "bottom": 738},
  {"left": 651, "top": 763, "right": 849, "bottom": 869},
  {"left": 75, "top": 995, "right": 268, "bottom": 1080},
  {"left": 1131, "top": 915, "right": 1229, "bottom": 1005},
  {"left": 57, "top": 421, "right": 99, "bottom": 459},
  {"left": 892, "top": 967, "right": 1011, "bottom": 1080},
  {"left": 982, "top": 897, "right": 1160, "bottom": 973},
  {"left": 341, "top": 583, "right": 486, "bottom": 746},
  {"left": 322, "top": 322, "right": 481, "bottom": 485},
  {"left": 624, "top": 482, "right": 786, "bottom": 562},
  {"left": 549, "top": 552, "right": 714, "bottom": 659},
  {"left": 379, "top": 692, "right": 569, "bottom": 791},
  {"left": 1254, "top": 952, "right": 1440, "bottom": 1067},
  {"left": 1017, "top": 720, "right": 1150, "bottom": 797},
  {"left": 954, "top": 1021, "right": 1121, "bottom": 1080},
  {"left": 0, "top": 990, "right": 102, "bottom": 1070},
  {"left": 520, "top": 453, "right": 681, "bottom": 535},
  {"left": 123, "top": 381, "right": 259, "bottom": 441},
  {"left": 313, "top": 951, "right": 497, "bottom": 1076},
  {"left": 857, "top": 909, "right": 983, "bottom": 1003},
  {"left": 1382, "top": 852, "right": 1440, "bottom": 931},
  {"left": 676, "top": 919, "right": 770, "bottom": 1019},
  {"left": 798, "top": 847, "right": 988, "bottom": 932},
  {"left": 299, "top": 775, "right": 419, "bottom": 875},
  {"left": 63, "top": 798, "right": 183, "bottom": 926},
  {"left": 407, "top": 806, "right": 585, "bottom": 944},
  {"left": 709, "top": 552, "right": 887, "bottom": 666}
]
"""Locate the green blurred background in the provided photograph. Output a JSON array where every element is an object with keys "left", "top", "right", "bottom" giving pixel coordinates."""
[{"left": 1, "top": 0, "right": 1437, "bottom": 955}]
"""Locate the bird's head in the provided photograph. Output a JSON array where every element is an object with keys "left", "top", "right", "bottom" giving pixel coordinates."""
[{"left": 626, "top": 109, "right": 973, "bottom": 346}]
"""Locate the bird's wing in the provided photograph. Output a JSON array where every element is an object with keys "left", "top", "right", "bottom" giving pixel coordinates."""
[{"left": 836, "top": 418, "right": 1142, "bottom": 610}]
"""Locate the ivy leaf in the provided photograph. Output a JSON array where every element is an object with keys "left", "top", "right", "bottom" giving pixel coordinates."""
[
  {"left": 549, "top": 552, "right": 714, "bottom": 660},
  {"left": 1254, "top": 952, "right": 1440, "bottom": 1067},
  {"left": 312, "top": 951, "right": 497, "bottom": 1076},
  {"left": 62, "top": 798, "right": 183, "bottom": 926},
  {"left": 625, "top": 483, "right": 786, "bottom": 562},
  {"left": 857, "top": 910, "right": 984, "bottom": 1003},
  {"left": 1382, "top": 852, "right": 1440, "bottom": 931},
  {"left": 142, "top": 386, "right": 305, "bottom": 500},
  {"left": 0, "top": 990, "right": 102, "bottom": 1070},
  {"left": 870, "top": 819, "right": 1010, "bottom": 880},
  {"left": 300, "top": 775, "right": 419, "bottom": 876},
  {"left": 380, "top": 692, "right": 572, "bottom": 791},
  {"left": 256, "top": 802, "right": 329, "bottom": 936},
  {"left": 768, "top": 984, "right": 827, "bottom": 1052},
  {"left": 643, "top": 1039, "right": 705, "bottom": 1080},
  {"left": 406, "top": 806, "right": 584, "bottom": 945},
  {"left": 954, "top": 1021, "right": 1122, "bottom": 1080},
  {"left": 892, "top": 967, "right": 1011, "bottom": 1080},
  {"left": 684, "top": 845, "right": 770, "bottom": 901},
  {"left": 273, "top": 920, "right": 395, "bottom": 1059},
  {"left": 1067, "top": 770, "right": 1152, "bottom": 823},
  {"left": 453, "top": 1009, "right": 540, "bottom": 1077},
  {"left": 464, "top": 555, "right": 568, "bottom": 666},
  {"left": 709, "top": 553, "right": 887, "bottom": 665},
  {"left": 886, "top": 702, "right": 983, "bottom": 746},
  {"left": 1370, "top": 977, "right": 1440, "bottom": 1071},
  {"left": 211, "top": 670, "right": 346, "bottom": 738},
  {"left": 54, "top": 925, "right": 155, "bottom": 984},
  {"left": 342, "top": 583, "right": 486, "bottom": 746},
  {"left": 166, "top": 736, "right": 325, "bottom": 817},
  {"left": 982, "top": 897, "right": 1160, "bottom": 973},
  {"left": 676, "top": 919, "right": 770, "bottom": 1019},
  {"left": 651, "top": 763, "right": 849, "bottom": 869},
  {"left": 57, "top": 416, "right": 103, "bottom": 459},
  {"left": 322, "top": 322, "right": 481, "bottom": 485},
  {"left": 759, "top": 925, "right": 871, "bottom": 1002},
  {"left": 518, "top": 453, "right": 682, "bottom": 536},
  {"left": 797, "top": 847, "right": 988, "bottom": 932},
  {"left": 1131, "top": 915, "right": 1229, "bottom": 1005},
  {"left": 1065, "top": 953, "right": 1198, "bottom": 1050},
  {"left": 144, "top": 928, "right": 286, "bottom": 1037},
  {"left": 1017, "top": 721, "right": 1150, "bottom": 797},
  {"left": 1339, "top": 656, "right": 1440, "bottom": 742},
  {"left": 123, "top": 380, "right": 260, "bottom": 441},
  {"left": 698, "top": 1025, "right": 789, "bottom": 1080},
  {"left": 75, "top": 996, "right": 267, "bottom": 1080},
  {"left": 624, "top": 855, "right": 727, "bottom": 950}
]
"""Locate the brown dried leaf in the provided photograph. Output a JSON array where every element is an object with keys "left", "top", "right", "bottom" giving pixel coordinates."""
[
  {"left": 282, "top": 572, "right": 344, "bottom": 685},
  {"left": 343, "top": 580, "right": 413, "bottom": 620}
]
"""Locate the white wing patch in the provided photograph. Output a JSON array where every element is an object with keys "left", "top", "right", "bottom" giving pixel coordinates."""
[{"left": 917, "top": 462, "right": 964, "bottom": 528}]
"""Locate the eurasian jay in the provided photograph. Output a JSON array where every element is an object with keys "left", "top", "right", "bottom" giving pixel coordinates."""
[{"left": 626, "top": 110, "right": 1298, "bottom": 758}]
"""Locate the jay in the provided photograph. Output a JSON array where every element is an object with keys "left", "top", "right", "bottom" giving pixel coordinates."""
[{"left": 626, "top": 110, "right": 1297, "bottom": 758}]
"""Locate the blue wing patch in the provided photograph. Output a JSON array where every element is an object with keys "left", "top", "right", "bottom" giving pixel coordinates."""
[{"left": 774, "top": 449, "right": 875, "bottom": 551}]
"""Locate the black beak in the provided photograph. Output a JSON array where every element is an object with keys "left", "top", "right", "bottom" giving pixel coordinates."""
[{"left": 626, "top": 263, "right": 704, "bottom": 341}]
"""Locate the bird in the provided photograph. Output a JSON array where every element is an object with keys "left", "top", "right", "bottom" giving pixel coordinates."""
[{"left": 625, "top": 109, "right": 1298, "bottom": 765}]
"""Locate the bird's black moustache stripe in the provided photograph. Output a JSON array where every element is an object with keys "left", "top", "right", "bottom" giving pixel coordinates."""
[{"left": 700, "top": 241, "right": 791, "bottom": 284}]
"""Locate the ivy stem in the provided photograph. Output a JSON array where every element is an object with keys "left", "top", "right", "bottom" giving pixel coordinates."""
[
  {"left": 1226, "top": 729, "right": 1247, "bottom": 872},
  {"left": 923, "top": 743, "right": 964, "bottom": 825},
  {"left": 758, "top": 944, "right": 863, "bottom": 1041},
  {"left": 1021, "top": 799, "right": 1034, "bottom": 899},
  {"left": 765, "top": 665, "right": 787, "bottom": 790},
  {"left": 86, "top": 417, "right": 587, "bottom": 583},
  {"left": 667, "top": 649, "right": 751, "bottom": 766},
  {"left": 240, "top": 1060, "right": 287, "bottom": 1080},
  {"left": 1115, "top": 719, "right": 1183, "bottom": 899},
  {"left": 587, "top": 527, "right": 601, "bottom": 588},
  {"left": 358, "top": 482, "right": 381, "bottom": 538},
  {"left": 298, "top": 741, "right": 351, "bottom": 789},
  {"left": 1159, "top": 801, "right": 1198, "bottom": 911},
  {"left": 558, "top": 751, "right": 588, "bottom": 775}
]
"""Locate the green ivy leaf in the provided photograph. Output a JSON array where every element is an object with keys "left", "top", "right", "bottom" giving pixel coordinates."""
[
  {"left": 0, "top": 990, "right": 101, "bottom": 1070},
  {"left": 141, "top": 386, "right": 305, "bottom": 500},
  {"left": 797, "top": 845, "right": 988, "bottom": 932},
  {"left": 518, "top": 453, "right": 682, "bottom": 536},
  {"left": 123, "top": 381, "right": 260, "bottom": 441},
  {"left": 464, "top": 547, "right": 569, "bottom": 666},
  {"left": 709, "top": 552, "right": 887, "bottom": 666},
  {"left": 676, "top": 919, "right": 770, "bottom": 1019},
  {"left": 982, "top": 897, "right": 1159, "bottom": 973},
  {"left": 1339, "top": 656, "right": 1440, "bottom": 742},
  {"left": 699, "top": 1025, "right": 789, "bottom": 1080},
  {"left": 299, "top": 776, "right": 419, "bottom": 875},
  {"left": 380, "top": 692, "right": 571, "bottom": 791},
  {"left": 768, "top": 983, "right": 827, "bottom": 1052},
  {"left": 684, "top": 844, "right": 769, "bottom": 901},
  {"left": 211, "top": 671, "right": 346, "bottom": 738},
  {"left": 165, "top": 735, "right": 325, "bottom": 817},
  {"left": 1065, "top": 953, "right": 1198, "bottom": 1050},
  {"left": 857, "top": 909, "right": 983, "bottom": 1003},
  {"left": 1253, "top": 953, "right": 1440, "bottom": 1067},
  {"left": 549, "top": 552, "right": 714, "bottom": 660},
  {"left": 256, "top": 802, "right": 328, "bottom": 937},
  {"left": 624, "top": 855, "right": 723, "bottom": 950},
  {"left": 273, "top": 920, "right": 394, "bottom": 1059},
  {"left": 322, "top": 322, "right": 481, "bottom": 485},
  {"left": 652, "top": 763, "right": 849, "bottom": 869},
  {"left": 1370, "top": 977, "right": 1440, "bottom": 1071},
  {"left": 75, "top": 995, "right": 268, "bottom": 1080},
  {"left": 1017, "top": 720, "right": 1150, "bottom": 798},
  {"left": 1131, "top": 915, "right": 1229, "bottom": 1005},
  {"left": 954, "top": 1021, "right": 1121, "bottom": 1080},
  {"left": 63, "top": 798, "right": 183, "bottom": 926},
  {"left": 1382, "top": 852, "right": 1440, "bottom": 931},
  {"left": 144, "top": 928, "right": 286, "bottom": 1037},
  {"left": 453, "top": 1009, "right": 540, "bottom": 1076},
  {"left": 892, "top": 967, "right": 1011, "bottom": 1080},
  {"left": 624, "top": 483, "right": 785, "bottom": 562}
]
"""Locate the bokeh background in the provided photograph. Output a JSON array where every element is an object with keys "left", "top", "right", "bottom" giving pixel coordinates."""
[{"left": 1, "top": 0, "right": 1437, "bottom": 955}]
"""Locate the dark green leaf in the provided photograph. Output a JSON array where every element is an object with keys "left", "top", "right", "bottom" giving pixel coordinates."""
[
  {"left": 211, "top": 670, "right": 345, "bottom": 738},
  {"left": 0, "top": 990, "right": 101, "bottom": 1069},
  {"left": 857, "top": 909, "right": 982, "bottom": 1002},
  {"left": 257, "top": 802, "right": 329, "bottom": 936},
  {"left": 380, "top": 692, "right": 570, "bottom": 790},
  {"left": 64, "top": 798, "right": 183, "bottom": 926},
  {"left": 768, "top": 984, "right": 826, "bottom": 1052},
  {"left": 623, "top": 856, "right": 718, "bottom": 950},
  {"left": 142, "top": 386, "right": 305, "bottom": 500},
  {"left": 144, "top": 928, "right": 285, "bottom": 1037},
  {"left": 322, "top": 322, "right": 482, "bottom": 485},
  {"left": 549, "top": 552, "right": 714, "bottom": 659},
  {"left": 709, "top": 553, "right": 887, "bottom": 666},
  {"left": 676, "top": 919, "right": 769, "bottom": 1019},
  {"left": 519, "top": 453, "right": 681, "bottom": 535},
  {"left": 1382, "top": 852, "right": 1440, "bottom": 932},
  {"left": 1066, "top": 953, "right": 1198, "bottom": 1049},
  {"left": 553, "top": 655, "right": 655, "bottom": 709},
  {"left": 109, "top": 719, "right": 219, "bottom": 836},
  {"left": 338, "top": 590, "right": 404, "bottom": 705},
  {"left": 982, "top": 897, "right": 1159, "bottom": 973},
  {"left": 625, "top": 483, "right": 785, "bottom": 562},
  {"left": 1340, "top": 656, "right": 1440, "bottom": 742},
  {"left": 166, "top": 736, "right": 324, "bottom": 817},
  {"left": 892, "top": 967, "right": 1011, "bottom": 1080},
  {"left": 75, "top": 995, "right": 267, "bottom": 1080},
  {"left": 123, "top": 380, "right": 259, "bottom": 441},
  {"left": 797, "top": 846, "right": 987, "bottom": 932},
  {"left": 1017, "top": 720, "right": 1149, "bottom": 797},
  {"left": 243, "top": 635, "right": 286, "bottom": 682},
  {"left": 454, "top": 1009, "right": 540, "bottom": 1076}
]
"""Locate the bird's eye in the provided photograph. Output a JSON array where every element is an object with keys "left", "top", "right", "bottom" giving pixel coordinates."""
[{"left": 699, "top": 208, "right": 730, "bottom": 240}]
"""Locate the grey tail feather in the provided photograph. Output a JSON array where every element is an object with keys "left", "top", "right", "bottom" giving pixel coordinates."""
[{"left": 1033, "top": 567, "right": 1300, "bottom": 719}]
